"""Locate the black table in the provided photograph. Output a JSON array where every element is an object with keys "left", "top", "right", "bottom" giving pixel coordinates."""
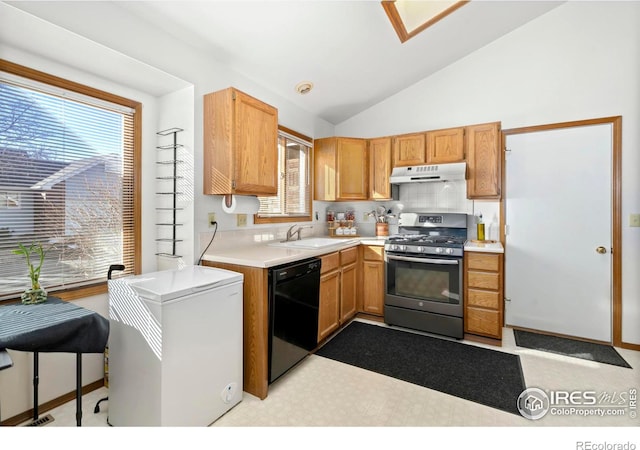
[{"left": 0, "top": 297, "right": 109, "bottom": 426}]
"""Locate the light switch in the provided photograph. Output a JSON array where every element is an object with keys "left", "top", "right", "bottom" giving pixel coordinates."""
[
  {"left": 237, "top": 214, "right": 247, "bottom": 227},
  {"left": 630, "top": 213, "right": 640, "bottom": 227}
]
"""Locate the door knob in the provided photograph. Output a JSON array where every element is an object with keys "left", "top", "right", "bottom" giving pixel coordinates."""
[{"left": 596, "top": 246, "right": 607, "bottom": 254}]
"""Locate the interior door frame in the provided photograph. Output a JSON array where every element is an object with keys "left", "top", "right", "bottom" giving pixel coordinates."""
[{"left": 500, "top": 116, "right": 622, "bottom": 347}]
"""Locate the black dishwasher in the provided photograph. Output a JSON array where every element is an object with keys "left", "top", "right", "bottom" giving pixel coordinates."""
[{"left": 268, "top": 257, "right": 321, "bottom": 383}]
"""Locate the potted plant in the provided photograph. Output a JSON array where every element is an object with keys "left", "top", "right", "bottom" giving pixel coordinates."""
[{"left": 13, "top": 242, "right": 48, "bottom": 304}]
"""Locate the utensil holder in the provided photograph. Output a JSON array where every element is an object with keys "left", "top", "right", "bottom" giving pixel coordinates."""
[{"left": 376, "top": 222, "right": 389, "bottom": 237}]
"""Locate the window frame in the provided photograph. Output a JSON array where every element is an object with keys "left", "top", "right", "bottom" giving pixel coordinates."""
[
  {"left": 254, "top": 125, "right": 313, "bottom": 225},
  {"left": 0, "top": 59, "right": 141, "bottom": 303}
]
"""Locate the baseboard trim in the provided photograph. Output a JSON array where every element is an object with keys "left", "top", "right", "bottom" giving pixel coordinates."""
[
  {"left": 1, "top": 378, "right": 105, "bottom": 427},
  {"left": 620, "top": 341, "right": 640, "bottom": 351}
]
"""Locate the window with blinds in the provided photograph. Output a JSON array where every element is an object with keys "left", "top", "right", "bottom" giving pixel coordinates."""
[
  {"left": 0, "top": 65, "right": 138, "bottom": 300},
  {"left": 256, "top": 128, "right": 312, "bottom": 223}
]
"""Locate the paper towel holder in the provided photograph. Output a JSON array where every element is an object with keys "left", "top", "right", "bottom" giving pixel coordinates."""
[{"left": 224, "top": 194, "right": 233, "bottom": 208}]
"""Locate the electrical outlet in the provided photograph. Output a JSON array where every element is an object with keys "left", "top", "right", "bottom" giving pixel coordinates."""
[
  {"left": 630, "top": 213, "right": 640, "bottom": 227},
  {"left": 362, "top": 212, "right": 369, "bottom": 222},
  {"left": 208, "top": 213, "right": 216, "bottom": 227},
  {"left": 237, "top": 214, "right": 247, "bottom": 227}
]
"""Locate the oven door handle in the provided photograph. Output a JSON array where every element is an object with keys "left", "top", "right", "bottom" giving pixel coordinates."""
[{"left": 386, "top": 254, "right": 460, "bottom": 265}]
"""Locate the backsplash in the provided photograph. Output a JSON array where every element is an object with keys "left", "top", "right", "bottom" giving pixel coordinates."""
[
  {"left": 395, "top": 181, "right": 473, "bottom": 214},
  {"left": 199, "top": 224, "right": 320, "bottom": 253},
  {"left": 198, "top": 181, "right": 500, "bottom": 256}
]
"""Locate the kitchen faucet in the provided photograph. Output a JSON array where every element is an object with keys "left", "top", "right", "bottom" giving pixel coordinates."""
[{"left": 284, "top": 224, "right": 312, "bottom": 242}]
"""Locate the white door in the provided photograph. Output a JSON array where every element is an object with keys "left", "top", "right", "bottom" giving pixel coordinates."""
[{"left": 504, "top": 124, "right": 612, "bottom": 342}]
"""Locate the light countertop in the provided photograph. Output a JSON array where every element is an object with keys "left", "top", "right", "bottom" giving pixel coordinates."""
[
  {"left": 201, "top": 236, "right": 384, "bottom": 268},
  {"left": 464, "top": 240, "right": 504, "bottom": 253}
]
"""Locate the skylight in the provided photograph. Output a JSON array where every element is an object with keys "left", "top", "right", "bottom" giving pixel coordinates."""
[{"left": 381, "top": 0, "right": 469, "bottom": 43}]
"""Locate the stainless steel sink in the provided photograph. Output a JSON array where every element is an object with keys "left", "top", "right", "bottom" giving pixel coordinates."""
[{"left": 268, "top": 237, "right": 358, "bottom": 249}]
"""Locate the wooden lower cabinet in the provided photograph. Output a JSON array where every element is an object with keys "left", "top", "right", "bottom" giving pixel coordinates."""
[
  {"left": 464, "top": 251, "right": 504, "bottom": 340},
  {"left": 317, "top": 247, "right": 359, "bottom": 342},
  {"left": 318, "top": 266, "right": 340, "bottom": 342},
  {"left": 361, "top": 245, "right": 385, "bottom": 316},
  {"left": 340, "top": 262, "right": 357, "bottom": 322}
]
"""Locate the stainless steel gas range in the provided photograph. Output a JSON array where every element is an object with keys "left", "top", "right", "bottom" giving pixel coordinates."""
[{"left": 384, "top": 212, "right": 468, "bottom": 339}]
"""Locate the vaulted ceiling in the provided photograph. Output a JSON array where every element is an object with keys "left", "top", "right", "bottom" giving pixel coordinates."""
[{"left": 3, "top": 1, "right": 564, "bottom": 125}]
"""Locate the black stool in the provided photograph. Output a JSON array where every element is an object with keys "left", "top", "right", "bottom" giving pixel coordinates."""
[{"left": 93, "top": 264, "right": 125, "bottom": 420}]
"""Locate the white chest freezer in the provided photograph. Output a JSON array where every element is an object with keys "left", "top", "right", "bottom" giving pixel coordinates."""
[{"left": 107, "top": 265, "right": 243, "bottom": 426}]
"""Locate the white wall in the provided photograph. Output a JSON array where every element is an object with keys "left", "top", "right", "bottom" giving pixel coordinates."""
[
  {"left": 336, "top": 2, "right": 640, "bottom": 345},
  {"left": 155, "top": 86, "right": 196, "bottom": 270}
]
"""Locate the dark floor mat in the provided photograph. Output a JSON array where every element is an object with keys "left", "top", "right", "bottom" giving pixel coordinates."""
[
  {"left": 316, "top": 321, "right": 526, "bottom": 415},
  {"left": 513, "top": 330, "right": 631, "bottom": 368}
]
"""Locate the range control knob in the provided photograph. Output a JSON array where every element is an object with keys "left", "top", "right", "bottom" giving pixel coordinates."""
[
  {"left": 445, "top": 248, "right": 455, "bottom": 255},
  {"left": 416, "top": 246, "right": 425, "bottom": 253},
  {"left": 435, "top": 247, "right": 444, "bottom": 254}
]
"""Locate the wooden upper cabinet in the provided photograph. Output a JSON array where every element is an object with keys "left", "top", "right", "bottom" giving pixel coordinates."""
[
  {"left": 314, "top": 137, "right": 368, "bottom": 201},
  {"left": 313, "top": 138, "right": 337, "bottom": 201},
  {"left": 426, "top": 127, "right": 465, "bottom": 164},
  {"left": 203, "top": 87, "right": 278, "bottom": 196},
  {"left": 368, "top": 137, "right": 392, "bottom": 200},
  {"left": 337, "top": 138, "right": 368, "bottom": 200},
  {"left": 466, "top": 122, "right": 501, "bottom": 199},
  {"left": 393, "top": 133, "right": 426, "bottom": 167}
]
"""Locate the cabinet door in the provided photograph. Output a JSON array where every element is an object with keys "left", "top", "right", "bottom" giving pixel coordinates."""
[
  {"left": 340, "top": 262, "right": 357, "bottom": 323},
  {"left": 466, "top": 122, "right": 501, "bottom": 199},
  {"left": 426, "top": 127, "right": 465, "bottom": 164},
  {"left": 368, "top": 137, "right": 392, "bottom": 200},
  {"left": 393, "top": 133, "right": 426, "bottom": 167},
  {"left": 466, "top": 307, "right": 501, "bottom": 337},
  {"left": 337, "top": 138, "right": 368, "bottom": 200},
  {"left": 362, "top": 260, "right": 384, "bottom": 315},
  {"left": 233, "top": 89, "right": 279, "bottom": 195},
  {"left": 313, "top": 138, "right": 337, "bottom": 201},
  {"left": 318, "top": 270, "right": 340, "bottom": 342}
]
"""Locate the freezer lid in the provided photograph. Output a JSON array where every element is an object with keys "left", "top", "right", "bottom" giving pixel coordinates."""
[{"left": 126, "top": 266, "right": 243, "bottom": 302}]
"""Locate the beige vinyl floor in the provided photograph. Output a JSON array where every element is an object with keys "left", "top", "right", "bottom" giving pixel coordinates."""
[{"left": 16, "top": 319, "right": 640, "bottom": 445}]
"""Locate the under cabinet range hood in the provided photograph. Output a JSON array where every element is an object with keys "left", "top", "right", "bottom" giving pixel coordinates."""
[{"left": 389, "top": 162, "right": 467, "bottom": 184}]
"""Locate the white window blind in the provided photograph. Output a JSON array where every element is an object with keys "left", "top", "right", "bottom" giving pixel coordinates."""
[
  {"left": 0, "top": 73, "right": 135, "bottom": 300},
  {"left": 257, "top": 131, "right": 311, "bottom": 218}
]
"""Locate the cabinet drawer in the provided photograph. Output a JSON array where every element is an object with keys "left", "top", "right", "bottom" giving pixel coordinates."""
[
  {"left": 363, "top": 245, "right": 384, "bottom": 261},
  {"left": 467, "top": 252, "right": 500, "bottom": 272},
  {"left": 466, "top": 307, "right": 501, "bottom": 338},
  {"left": 467, "top": 271, "right": 500, "bottom": 291},
  {"left": 467, "top": 288, "right": 500, "bottom": 310},
  {"left": 320, "top": 252, "right": 340, "bottom": 274},
  {"left": 340, "top": 246, "right": 358, "bottom": 266}
]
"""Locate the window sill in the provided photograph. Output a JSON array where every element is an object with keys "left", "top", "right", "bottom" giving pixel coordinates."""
[{"left": 0, "top": 282, "right": 108, "bottom": 306}]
